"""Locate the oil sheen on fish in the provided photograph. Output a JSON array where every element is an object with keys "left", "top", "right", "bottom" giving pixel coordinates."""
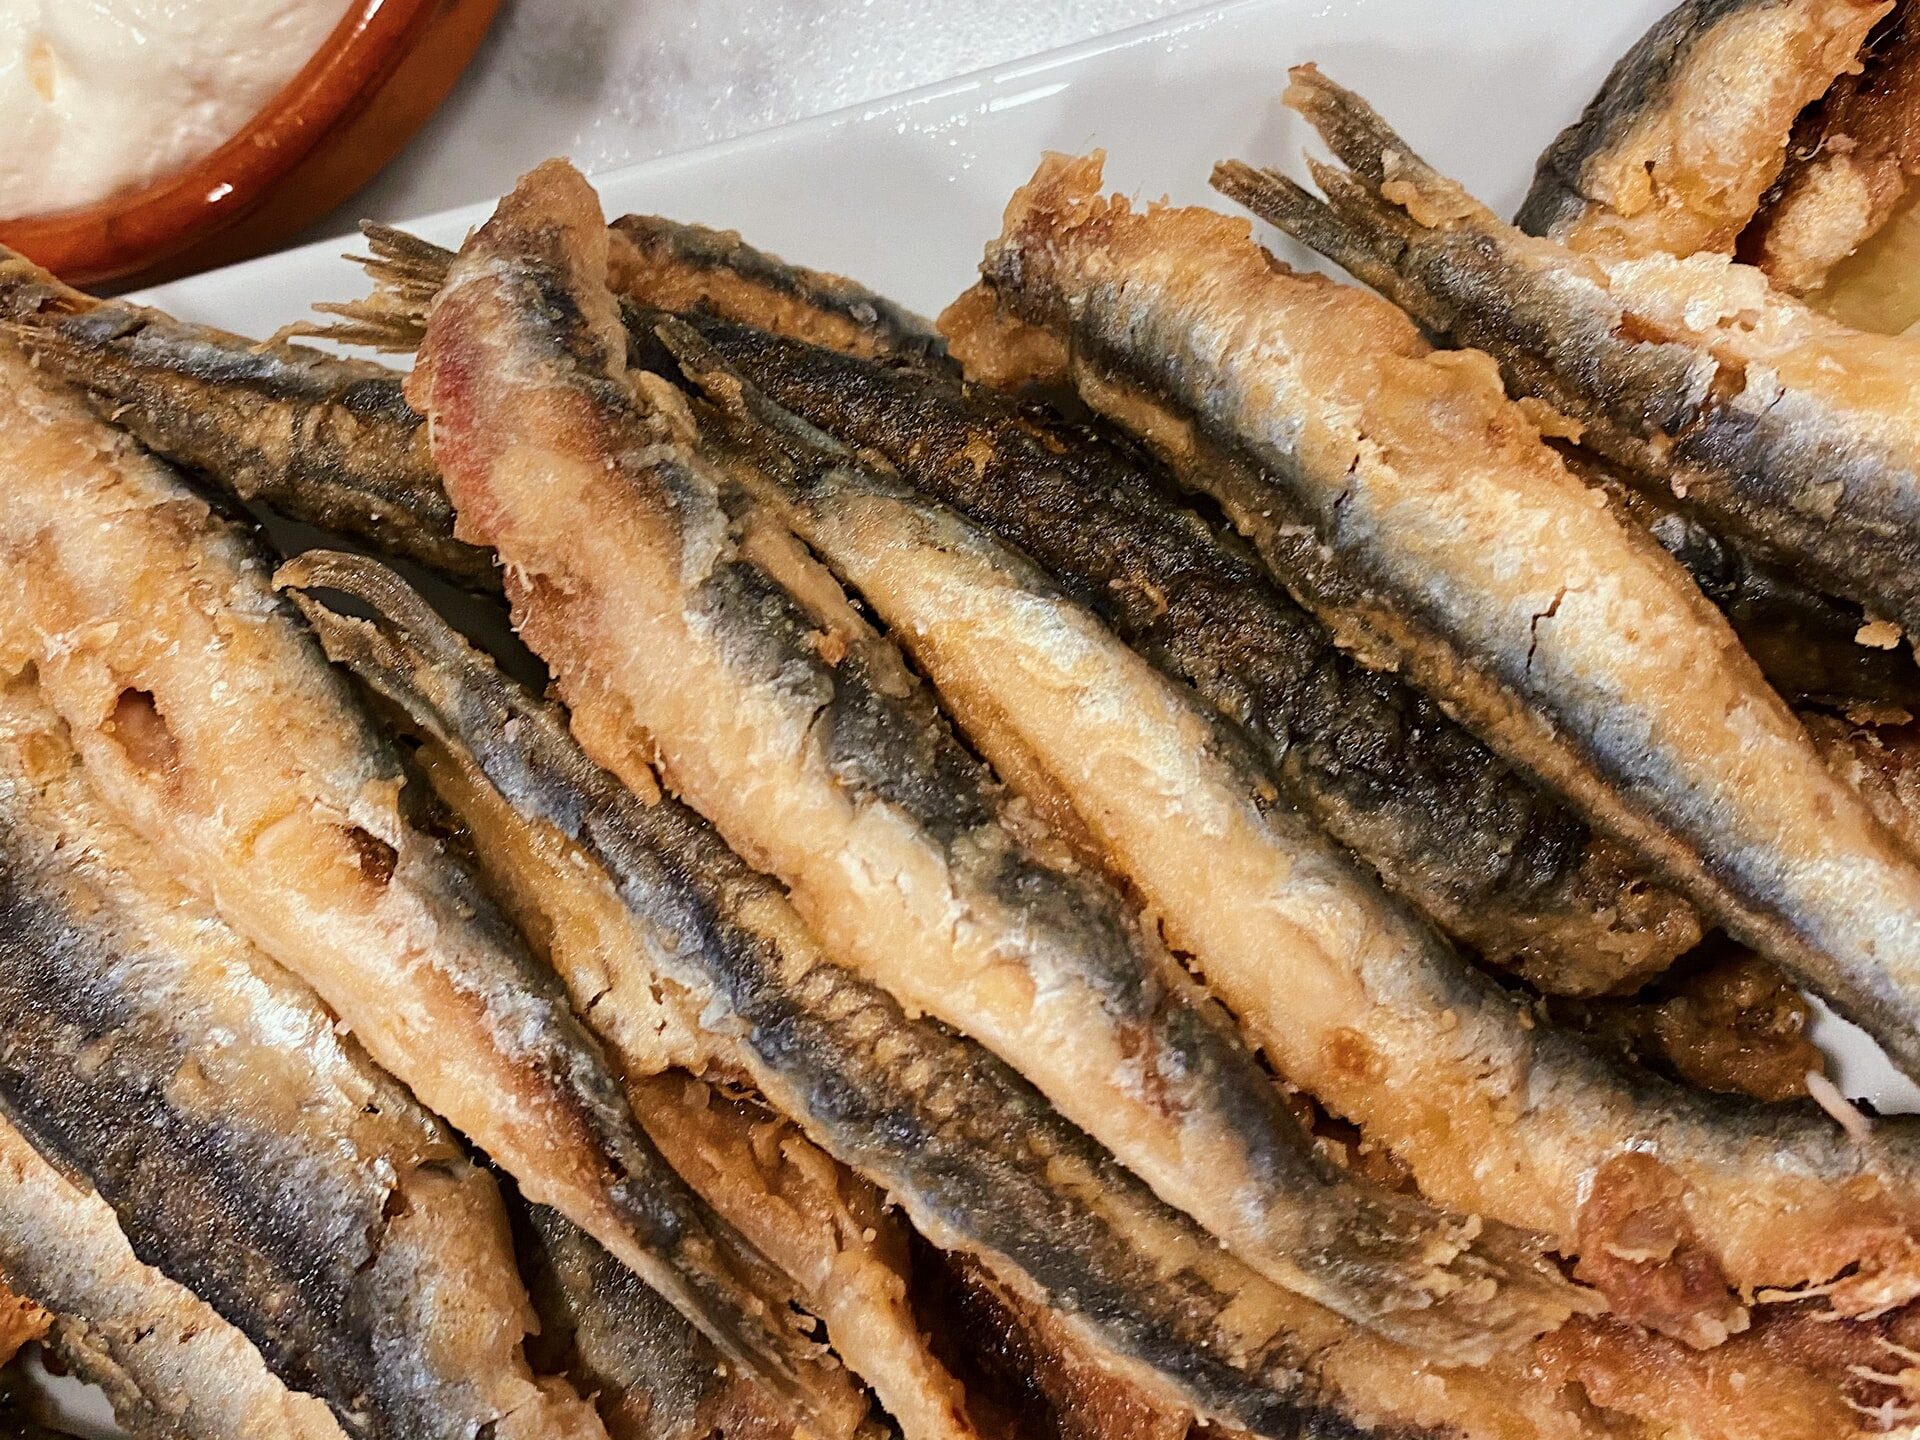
[
  {"left": 511, "top": 1199, "right": 790, "bottom": 1440},
  {"left": 599, "top": 306, "right": 1693, "bottom": 995},
  {"left": 0, "top": 1110, "right": 350, "bottom": 1440},
  {"left": 955, "top": 114, "right": 1920, "bottom": 1098},
  {"left": 1517, "top": 0, "right": 1888, "bottom": 255},
  {"left": 280, "top": 547, "right": 1629, "bottom": 1440},
  {"left": 0, "top": 344, "right": 831, "bottom": 1415},
  {"left": 397, "top": 160, "right": 1611, "bottom": 1366},
  {"left": 0, "top": 247, "right": 492, "bottom": 587},
  {"left": 1743, "top": 3, "right": 1920, "bottom": 299},
  {"left": 0, "top": 674, "right": 610, "bottom": 1440},
  {"left": 661, "top": 325, "right": 1920, "bottom": 1344}
]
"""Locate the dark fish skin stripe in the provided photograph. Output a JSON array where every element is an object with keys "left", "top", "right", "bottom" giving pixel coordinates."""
[
  {"left": 282, "top": 549, "right": 1438, "bottom": 1440},
  {"left": 624, "top": 307, "right": 1700, "bottom": 993},
  {"left": 0, "top": 251, "right": 493, "bottom": 588},
  {"left": 509, "top": 1197, "right": 745, "bottom": 1440},
  {"left": 608, "top": 216, "right": 951, "bottom": 366},
  {"left": 0, "top": 902, "right": 382, "bottom": 1424},
  {"left": 1517, "top": 0, "right": 1810, "bottom": 239}
]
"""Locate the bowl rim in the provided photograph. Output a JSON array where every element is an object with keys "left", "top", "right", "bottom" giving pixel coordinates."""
[{"left": 0, "top": 0, "right": 444, "bottom": 284}]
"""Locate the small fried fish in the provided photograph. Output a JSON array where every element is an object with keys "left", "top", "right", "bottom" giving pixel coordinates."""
[
  {"left": 0, "top": 673, "right": 608, "bottom": 1440},
  {"left": 662, "top": 323, "right": 1920, "bottom": 1341},
  {"left": 284, "top": 546, "right": 1610, "bottom": 1438},
  {"left": 1519, "top": 0, "right": 1889, "bottom": 255},
  {"left": 0, "top": 1111, "right": 350, "bottom": 1440},
  {"left": 949, "top": 92, "right": 1920, "bottom": 1086},
  {"left": 0, "top": 343, "right": 834, "bottom": 1417},
  {"left": 0, "top": 248, "right": 491, "bottom": 587}
]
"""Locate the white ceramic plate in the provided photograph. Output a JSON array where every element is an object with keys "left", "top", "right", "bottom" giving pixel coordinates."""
[{"left": 51, "top": 0, "right": 1906, "bottom": 1428}]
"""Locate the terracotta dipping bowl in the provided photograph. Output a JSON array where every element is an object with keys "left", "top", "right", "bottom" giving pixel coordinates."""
[{"left": 0, "top": 0, "right": 502, "bottom": 287}]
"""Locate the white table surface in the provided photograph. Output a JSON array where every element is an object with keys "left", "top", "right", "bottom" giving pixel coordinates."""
[{"left": 307, "top": 0, "right": 1206, "bottom": 241}]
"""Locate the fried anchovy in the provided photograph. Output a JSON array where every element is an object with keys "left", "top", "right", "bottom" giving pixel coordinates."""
[
  {"left": 0, "top": 675, "right": 608, "bottom": 1440},
  {"left": 1517, "top": 0, "right": 1889, "bottom": 254},
  {"left": 966, "top": 102, "right": 1920, "bottom": 1094},
  {"left": 600, "top": 306, "right": 1691, "bottom": 994},
  {"left": 400, "top": 160, "right": 1610, "bottom": 1366},
  {"left": 0, "top": 344, "right": 835, "bottom": 1416},
  {"left": 660, "top": 322, "right": 1920, "bottom": 1344},
  {"left": 511, "top": 1199, "right": 789, "bottom": 1440},
  {"left": 280, "top": 547, "right": 1625, "bottom": 1439},
  {"left": 605, "top": 215, "right": 950, "bottom": 365},
  {"left": 0, "top": 248, "right": 491, "bottom": 587},
  {"left": 1206, "top": 72, "right": 1920, "bottom": 1071},
  {"left": 347, "top": 621, "right": 960, "bottom": 1440},
  {"left": 1245, "top": 69, "right": 1920, "bottom": 665},
  {"left": 1564, "top": 446, "right": 1920, "bottom": 706},
  {"left": 0, "top": 1110, "right": 351, "bottom": 1440},
  {"left": 1743, "top": 3, "right": 1920, "bottom": 297}
]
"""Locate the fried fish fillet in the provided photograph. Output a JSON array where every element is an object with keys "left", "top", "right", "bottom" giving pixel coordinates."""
[
  {"left": 0, "top": 343, "right": 834, "bottom": 1417},
  {"left": 1519, "top": 0, "right": 1889, "bottom": 255},
  {"left": 0, "top": 673, "right": 610, "bottom": 1439},
  {"left": 281, "top": 547, "right": 1625, "bottom": 1439}
]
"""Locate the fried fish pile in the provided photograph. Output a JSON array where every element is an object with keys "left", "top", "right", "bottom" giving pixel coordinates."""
[{"left": 9, "top": 4, "right": 1920, "bottom": 1436}]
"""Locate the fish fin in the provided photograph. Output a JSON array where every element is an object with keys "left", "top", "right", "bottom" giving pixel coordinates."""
[{"left": 291, "top": 223, "right": 455, "bottom": 352}]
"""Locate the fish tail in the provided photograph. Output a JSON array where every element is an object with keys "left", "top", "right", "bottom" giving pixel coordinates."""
[
  {"left": 1210, "top": 158, "right": 1407, "bottom": 294},
  {"left": 1282, "top": 63, "right": 1440, "bottom": 190},
  {"left": 299, "top": 223, "right": 453, "bottom": 353}
]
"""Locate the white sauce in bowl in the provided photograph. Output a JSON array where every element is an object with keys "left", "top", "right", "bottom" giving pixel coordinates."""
[{"left": 0, "top": 0, "right": 356, "bottom": 219}]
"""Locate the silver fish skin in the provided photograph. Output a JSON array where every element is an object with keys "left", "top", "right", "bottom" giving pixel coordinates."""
[
  {"left": 1517, "top": 0, "right": 1889, "bottom": 255},
  {"left": 1563, "top": 446, "right": 1920, "bottom": 707},
  {"left": 0, "top": 1110, "right": 351, "bottom": 1440},
  {"left": 0, "top": 343, "right": 829, "bottom": 1415},
  {"left": 0, "top": 674, "right": 610, "bottom": 1440},
  {"left": 280, "top": 546, "right": 1603, "bottom": 1440},
  {"left": 951, "top": 123, "right": 1920, "bottom": 1089},
  {"left": 399, "top": 158, "right": 1601, "bottom": 1366},
  {"left": 657, "top": 322, "right": 1920, "bottom": 1342},
  {"left": 0, "top": 247, "right": 492, "bottom": 587}
]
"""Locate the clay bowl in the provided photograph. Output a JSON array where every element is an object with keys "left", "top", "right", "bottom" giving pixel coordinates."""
[{"left": 0, "top": 0, "right": 502, "bottom": 287}]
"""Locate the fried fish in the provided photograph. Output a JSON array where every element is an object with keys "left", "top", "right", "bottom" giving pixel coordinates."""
[
  {"left": 0, "top": 671, "right": 609, "bottom": 1440},
  {"left": 0, "top": 343, "right": 833, "bottom": 1417},
  {"left": 0, "top": 1111, "right": 351, "bottom": 1440},
  {"left": 281, "top": 547, "right": 1598, "bottom": 1436},
  {"left": 394, "top": 159, "right": 1609, "bottom": 1363},
  {"left": 660, "top": 323, "right": 1920, "bottom": 1342}
]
